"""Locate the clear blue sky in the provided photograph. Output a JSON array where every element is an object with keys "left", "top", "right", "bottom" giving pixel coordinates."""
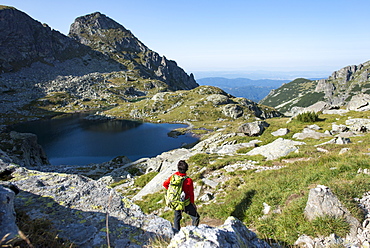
[{"left": 3, "top": 0, "right": 370, "bottom": 75}]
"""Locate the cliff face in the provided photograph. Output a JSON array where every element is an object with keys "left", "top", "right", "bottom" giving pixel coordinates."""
[
  {"left": 68, "top": 12, "right": 198, "bottom": 90},
  {"left": 0, "top": 6, "right": 97, "bottom": 73}
]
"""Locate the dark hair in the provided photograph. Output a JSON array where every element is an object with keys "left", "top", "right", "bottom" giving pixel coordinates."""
[{"left": 177, "top": 160, "right": 188, "bottom": 173}]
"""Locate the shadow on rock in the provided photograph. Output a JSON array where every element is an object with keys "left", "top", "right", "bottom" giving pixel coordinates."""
[{"left": 11, "top": 169, "right": 174, "bottom": 247}]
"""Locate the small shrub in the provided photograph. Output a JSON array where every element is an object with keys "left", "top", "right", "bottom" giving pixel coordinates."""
[
  {"left": 127, "top": 167, "right": 142, "bottom": 176},
  {"left": 296, "top": 112, "right": 319, "bottom": 122}
]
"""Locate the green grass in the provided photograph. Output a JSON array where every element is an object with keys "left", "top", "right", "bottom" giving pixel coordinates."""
[
  {"left": 133, "top": 111, "right": 370, "bottom": 245},
  {"left": 134, "top": 171, "right": 158, "bottom": 187},
  {"left": 197, "top": 149, "right": 369, "bottom": 244}
]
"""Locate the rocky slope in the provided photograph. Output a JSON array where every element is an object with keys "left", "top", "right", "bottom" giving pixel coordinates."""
[
  {"left": 1, "top": 110, "right": 370, "bottom": 247},
  {"left": 0, "top": 6, "right": 198, "bottom": 125},
  {"left": 260, "top": 60, "right": 370, "bottom": 115}
]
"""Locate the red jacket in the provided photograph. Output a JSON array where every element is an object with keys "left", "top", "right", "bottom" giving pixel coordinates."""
[{"left": 163, "top": 172, "right": 195, "bottom": 204}]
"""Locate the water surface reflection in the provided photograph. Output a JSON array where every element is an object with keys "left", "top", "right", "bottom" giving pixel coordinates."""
[{"left": 11, "top": 114, "right": 197, "bottom": 165}]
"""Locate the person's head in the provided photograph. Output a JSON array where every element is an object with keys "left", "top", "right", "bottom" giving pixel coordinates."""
[{"left": 177, "top": 160, "right": 188, "bottom": 174}]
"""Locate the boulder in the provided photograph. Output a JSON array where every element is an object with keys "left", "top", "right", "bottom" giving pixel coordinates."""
[
  {"left": 304, "top": 185, "right": 361, "bottom": 238},
  {"left": 214, "top": 140, "right": 260, "bottom": 155},
  {"left": 223, "top": 104, "right": 243, "bottom": 119},
  {"left": 306, "top": 124, "right": 321, "bottom": 130},
  {"left": 345, "top": 118, "right": 370, "bottom": 132},
  {"left": 331, "top": 123, "right": 349, "bottom": 133},
  {"left": 199, "top": 193, "right": 214, "bottom": 202},
  {"left": 206, "top": 94, "right": 230, "bottom": 105},
  {"left": 295, "top": 234, "right": 344, "bottom": 248},
  {"left": 168, "top": 216, "right": 271, "bottom": 248},
  {"left": 0, "top": 186, "right": 19, "bottom": 244},
  {"left": 322, "top": 109, "right": 349, "bottom": 115},
  {"left": 271, "top": 128, "right": 290, "bottom": 136},
  {"left": 339, "top": 148, "right": 350, "bottom": 155},
  {"left": 292, "top": 128, "right": 331, "bottom": 140},
  {"left": 305, "top": 101, "right": 331, "bottom": 113},
  {"left": 316, "top": 137, "right": 351, "bottom": 146},
  {"left": 246, "top": 138, "right": 305, "bottom": 160},
  {"left": 202, "top": 178, "right": 218, "bottom": 188},
  {"left": 238, "top": 121, "right": 269, "bottom": 136},
  {"left": 347, "top": 93, "right": 370, "bottom": 111}
]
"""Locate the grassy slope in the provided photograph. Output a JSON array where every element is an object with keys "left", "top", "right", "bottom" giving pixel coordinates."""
[
  {"left": 132, "top": 110, "right": 370, "bottom": 245},
  {"left": 11, "top": 75, "right": 370, "bottom": 245}
]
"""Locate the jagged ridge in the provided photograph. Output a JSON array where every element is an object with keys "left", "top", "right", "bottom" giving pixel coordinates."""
[
  {"left": 260, "top": 60, "right": 370, "bottom": 113},
  {"left": 68, "top": 12, "right": 198, "bottom": 91}
]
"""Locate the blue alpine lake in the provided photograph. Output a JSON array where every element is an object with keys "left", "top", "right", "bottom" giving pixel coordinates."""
[{"left": 11, "top": 114, "right": 198, "bottom": 165}]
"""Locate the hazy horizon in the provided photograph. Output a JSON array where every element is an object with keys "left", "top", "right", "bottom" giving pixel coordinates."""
[{"left": 192, "top": 69, "right": 332, "bottom": 80}]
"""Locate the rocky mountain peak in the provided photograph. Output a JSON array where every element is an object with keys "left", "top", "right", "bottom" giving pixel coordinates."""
[
  {"left": 69, "top": 11, "right": 147, "bottom": 55},
  {"left": 68, "top": 11, "right": 198, "bottom": 90},
  {"left": 73, "top": 12, "right": 124, "bottom": 31}
]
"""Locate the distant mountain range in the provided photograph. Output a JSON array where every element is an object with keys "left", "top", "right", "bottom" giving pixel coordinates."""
[
  {"left": 193, "top": 70, "right": 332, "bottom": 80},
  {"left": 197, "top": 77, "right": 290, "bottom": 102}
]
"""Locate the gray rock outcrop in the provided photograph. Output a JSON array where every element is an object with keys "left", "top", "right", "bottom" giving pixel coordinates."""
[
  {"left": 246, "top": 138, "right": 305, "bottom": 160},
  {"left": 206, "top": 94, "right": 230, "bottom": 105},
  {"left": 271, "top": 128, "right": 290, "bottom": 136},
  {"left": 288, "top": 101, "right": 331, "bottom": 117},
  {"left": 304, "top": 185, "right": 361, "bottom": 238},
  {"left": 238, "top": 121, "right": 270, "bottom": 136},
  {"left": 0, "top": 186, "right": 19, "bottom": 244},
  {"left": 292, "top": 128, "right": 331, "bottom": 140},
  {"left": 168, "top": 216, "right": 271, "bottom": 248},
  {"left": 213, "top": 140, "right": 260, "bottom": 155},
  {"left": 347, "top": 93, "right": 370, "bottom": 111},
  {"left": 223, "top": 104, "right": 244, "bottom": 119},
  {"left": 298, "top": 187, "right": 370, "bottom": 247},
  {"left": 11, "top": 167, "right": 174, "bottom": 247},
  {"left": 132, "top": 148, "right": 193, "bottom": 201},
  {"left": 345, "top": 118, "right": 370, "bottom": 132},
  {"left": 0, "top": 131, "right": 49, "bottom": 167}
]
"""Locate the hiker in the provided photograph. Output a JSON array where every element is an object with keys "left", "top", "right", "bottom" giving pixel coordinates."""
[{"left": 163, "top": 160, "right": 200, "bottom": 231}]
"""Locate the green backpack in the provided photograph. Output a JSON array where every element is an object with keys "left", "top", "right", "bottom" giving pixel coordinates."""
[{"left": 165, "top": 174, "right": 190, "bottom": 211}]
